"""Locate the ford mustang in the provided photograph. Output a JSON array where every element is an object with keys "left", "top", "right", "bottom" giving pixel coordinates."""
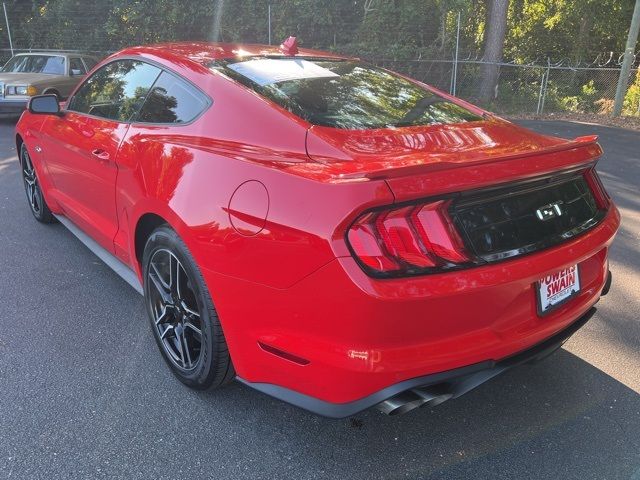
[{"left": 15, "top": 39, "right": 620, "bottom": 417}]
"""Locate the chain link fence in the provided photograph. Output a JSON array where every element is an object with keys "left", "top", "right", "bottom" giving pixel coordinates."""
[
  {"left": 1, "top": 2, "right": 639, "bottom": 118},
  {"left": 0, "top": 48, "right": 107, "bottom": 64},
  {"left": 376, "top": 59, "right": 640, "bottom": 117}
]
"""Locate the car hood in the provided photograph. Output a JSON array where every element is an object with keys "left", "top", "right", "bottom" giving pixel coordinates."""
[
  {"left": 0, "top": 72, "right": 59, "bottom": 85},
  {"left": 305, "top": 117, "right": 578, "bottom": 173}
]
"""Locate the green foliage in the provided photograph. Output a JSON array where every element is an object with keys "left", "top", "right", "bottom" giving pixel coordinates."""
[
  {"left": 623, "top": 69, "right": 640, "bottom": 116},
  {"left": 1, "top": 0, "right": 636, "bottom": 64},
  {"left": 1, "top": 0, "right": 639, "bottom": 116},
  {"left": 505, "top": 0, "right": 634, "bottom": 63}
]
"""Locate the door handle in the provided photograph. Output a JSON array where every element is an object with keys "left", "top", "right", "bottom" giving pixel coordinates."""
[{"left": 91, "top": 149, "right": 110, "bottom": 161}]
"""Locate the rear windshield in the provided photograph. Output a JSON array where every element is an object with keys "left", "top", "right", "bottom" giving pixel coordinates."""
[
  {"left": 2, "top": 55, "right": 66, "bottom": 75},
  {"left": 210, "top": 58, "right": 482, "bottom": 129}
]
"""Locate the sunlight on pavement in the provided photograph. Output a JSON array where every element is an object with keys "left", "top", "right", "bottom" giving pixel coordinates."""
[
  {"left": 564, "top": 259, "right": 640, "bottom": 394},
  {"left": 0, "top": 157, "right": 18, "bottom": 175}
]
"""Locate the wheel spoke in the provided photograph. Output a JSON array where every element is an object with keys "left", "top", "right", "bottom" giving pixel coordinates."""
[
  {"left": 175, "top": 264, "right": 184, "bottom": 299},
  {"left": 179, "top": 328, "right": 193, "bottom": 368},
  {"left": 154, "top": 305, "right": 171, "bottom": 326},
  {"left": 160, "top": 325, "right": 173, "bottom": 340},
  {"left": 31, "top": 185, "right": 40, "bottom": 212},
  {"left": 183, "top": 321, "right": 202, "bottom": 339},
  {"left": 169, "top": 254, "right": 180, "bottom": 296},
  {"left": 151, "top": 261, "right": 170, "bottom": 290},
  {"left": 180, "top": 300, "right": 200, "bottom": 319},
  {"left": 174, "top": 328, "right": 187, "bottom": 367},
  {"left": 148, "top": 266, "right": 172, "bottom": 305}
]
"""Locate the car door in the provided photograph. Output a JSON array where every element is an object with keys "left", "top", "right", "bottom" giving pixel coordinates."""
[{"left": 41, "top": 59, "right": 161, "bottom": 251}]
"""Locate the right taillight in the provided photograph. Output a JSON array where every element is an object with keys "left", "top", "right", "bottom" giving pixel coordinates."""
[
  {"left": 585, "top": 168, "right": 611, "bottom": 210},
  {"left": 346, "top": 199, "right": 475, "bottom": 277}
]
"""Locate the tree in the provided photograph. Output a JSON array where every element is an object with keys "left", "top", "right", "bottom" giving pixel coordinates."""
[
  {"left": 0, "top": 0, "right": 637, "bottom": 78},
  {"left": 478, "top": 0, "right": 509, "bottom": 102}
]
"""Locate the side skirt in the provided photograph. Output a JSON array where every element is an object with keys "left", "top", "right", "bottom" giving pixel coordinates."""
[{"left": 54, "top": 214, "right": 143, "bottom": 295}]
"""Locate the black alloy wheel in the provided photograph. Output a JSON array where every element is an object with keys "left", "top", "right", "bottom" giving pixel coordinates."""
[
  {"left": 147, "top": 248, "right": 204, "bottom": 371},
  {"left": 143, "top": 226, "right": 234, "bottom": 389},
  {"left": 20, "top": 144, "right": 54, "bottom": 223}
]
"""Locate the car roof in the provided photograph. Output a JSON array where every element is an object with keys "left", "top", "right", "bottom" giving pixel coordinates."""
[
  {"left": 116, "top": 42, "right": 351, "bottom": 67},
  {"left": 14, "top": 52, "right": 97, "bottom": 58}
]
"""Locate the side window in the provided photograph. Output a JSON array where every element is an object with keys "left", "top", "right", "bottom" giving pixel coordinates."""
[
  {"left": 67, "top": 60, "right": 161, "bottom": 122},
  {"left": 69, "top": 57, "right": 86, "bottom": 76},
  {"left": 82, "top": 57, "right": 98, "bottom": 71},
  {"left": 136, "top": 71, "right": 209, "bottom": 124},
  {"left": 41, "top": 56, "right": 66, "bottom": 75}
]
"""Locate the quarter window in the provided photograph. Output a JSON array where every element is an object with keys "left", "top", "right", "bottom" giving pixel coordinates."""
[
  {"left": 83, "top": 57, "right": 98, "bottom": 71},
  {"left": 68, "top": 60, "right": 161, "bottom": 122},
  {"left": 69, "top": 57, "right": 86, "bottom": 76},
  {"left": 136, "top": 71, "right": 209, "bottom": 124}
]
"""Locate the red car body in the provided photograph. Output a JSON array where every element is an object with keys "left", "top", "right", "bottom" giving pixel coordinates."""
[{"left": 16, "top": 42, "right": 620, "bottom": 417}]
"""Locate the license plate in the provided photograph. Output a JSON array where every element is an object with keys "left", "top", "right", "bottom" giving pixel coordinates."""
[{"left": 536, "top": 265, "right": 581, "bottom": 315}]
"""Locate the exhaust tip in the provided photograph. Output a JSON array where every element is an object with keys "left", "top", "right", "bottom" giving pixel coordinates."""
[
  {"left": 377, "top": 391, "right": 426, "bottom": 416},
  {"left": 377, "top": 385, "right": 454, "bottom": 416},
  {"left": 413, "top": 385, "right": 454, "bottom": 409}
]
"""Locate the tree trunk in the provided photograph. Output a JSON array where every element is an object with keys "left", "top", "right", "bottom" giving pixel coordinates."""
[{"left": 478, "top": 0, "right": 509, "bottom": 103}]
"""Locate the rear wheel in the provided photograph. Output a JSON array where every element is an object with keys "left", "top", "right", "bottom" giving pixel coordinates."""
[
  {"left": 20, "top": 144, "right": 54, "bottom": 223},
  {"left": 143, "top": 226, "right": 235, "bottom": 389}
]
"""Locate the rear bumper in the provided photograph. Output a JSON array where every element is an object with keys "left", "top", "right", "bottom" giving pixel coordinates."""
[
  {"left": 205, "top": 205, "right": 620, "bottom": 408},
  {"left": 239, "top": 306, "right": 597, "bottom": 418}
]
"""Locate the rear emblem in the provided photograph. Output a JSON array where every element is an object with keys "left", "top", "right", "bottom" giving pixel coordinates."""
[{"left": 536, "top": 201, "right": 563, "bottom": 221}]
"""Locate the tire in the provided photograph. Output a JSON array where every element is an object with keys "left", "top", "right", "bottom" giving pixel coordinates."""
[
  {"left": 20, "top": 143, "right": 55, "bottom": 223},
  {"left": 143, "top": 225, "right": 235, "bottom": 389}
]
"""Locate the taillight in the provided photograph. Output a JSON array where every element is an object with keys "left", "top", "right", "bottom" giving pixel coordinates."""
[
  {"left": 347, "top": 199, "right": 474, "bottom": 277},
  {"left": 411, "top": 200, "right": 469, "bottom": 264},
  {"left": 377, "top": 207, "right": 437, "bottom": 268},
  {"left": 584, "top": 168, "right": 610, "bottom": 210},
  {"left": 347, "top": 213, "right": 399, "bottom": 272}
]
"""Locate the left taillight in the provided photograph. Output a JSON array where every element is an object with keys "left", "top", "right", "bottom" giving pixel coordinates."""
[{"left": 346, "top": 199, "right": 474, "bottom": 277}]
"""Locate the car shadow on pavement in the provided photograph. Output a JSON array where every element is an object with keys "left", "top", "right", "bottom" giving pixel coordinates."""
[{"left": 202, "top": 349, "right": 640, "bottom": 479}]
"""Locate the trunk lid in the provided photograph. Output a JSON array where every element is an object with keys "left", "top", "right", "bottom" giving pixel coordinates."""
[
  {"left": 326, "top": 118, "right": 610, "bottom": 273},
  {"left": 305, "top": 118, "right": 602, "bottom": 200}
]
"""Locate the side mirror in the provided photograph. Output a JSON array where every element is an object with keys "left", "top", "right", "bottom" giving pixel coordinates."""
[
  {"left": 71, "top": 69, "right": 83, "bottom": 76},
  {"left": 28, "top": 95, "right": 61, "bottom": 115}
]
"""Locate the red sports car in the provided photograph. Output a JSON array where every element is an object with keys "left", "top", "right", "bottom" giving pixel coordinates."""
[{"left": 16, "top": 40, "right": 620, "bottom": 417}]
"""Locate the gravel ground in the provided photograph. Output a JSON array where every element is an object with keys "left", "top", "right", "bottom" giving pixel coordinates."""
[{"left": 0, "top": 118, "right": 638, "bottom": 480}]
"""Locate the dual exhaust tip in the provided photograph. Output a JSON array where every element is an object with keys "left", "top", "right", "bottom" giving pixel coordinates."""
[{"left": 377, "top": 385, "right": 454, "bottom": 416}]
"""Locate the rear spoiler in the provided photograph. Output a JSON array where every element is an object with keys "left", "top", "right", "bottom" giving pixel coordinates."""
[{"left": 351, "top": 135, "right": 601, "bottom": 182}]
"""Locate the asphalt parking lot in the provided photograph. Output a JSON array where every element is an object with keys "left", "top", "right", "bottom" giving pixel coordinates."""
[{"left": 0, "top": 117, "right": 638, "bottom": 480}]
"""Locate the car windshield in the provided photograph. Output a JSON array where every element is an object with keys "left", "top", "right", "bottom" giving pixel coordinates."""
[
  {"left": 210, "top": 58, "right": 482, "bottom": 129},
  {"left": 2, "top": 55, "right": 66, "bottom": 75}
]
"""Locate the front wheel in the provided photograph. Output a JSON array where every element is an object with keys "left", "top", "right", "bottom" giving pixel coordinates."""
[
  {"left": 20, "top": 143, "right": 54, "bottom": 223},
  {"left": 143, "top": 226, "right": 235, "bottom": 389}
]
